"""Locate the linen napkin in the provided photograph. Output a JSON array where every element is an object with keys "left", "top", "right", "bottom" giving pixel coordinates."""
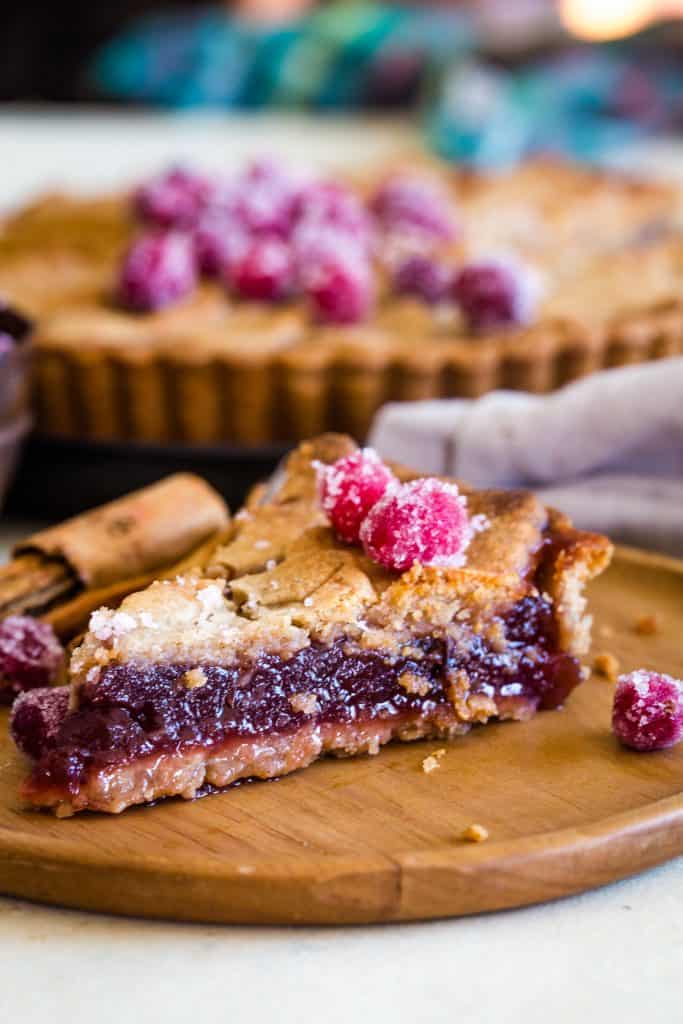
[{"left": 369, "top": 358, "right": 683, "bottom": 555}]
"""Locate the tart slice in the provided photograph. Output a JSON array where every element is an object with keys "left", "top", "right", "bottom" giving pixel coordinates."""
[{"left": 11, "top": 435, "right": 612, "bottom": 816}]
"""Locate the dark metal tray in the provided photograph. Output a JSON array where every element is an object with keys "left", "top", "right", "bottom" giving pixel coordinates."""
[{"left": 5, "top": 434, "right": 291, "bottom": 521}]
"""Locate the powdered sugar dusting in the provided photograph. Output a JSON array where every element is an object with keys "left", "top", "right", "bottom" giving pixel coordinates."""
[
  {"left": 0, "top": 615, "right": 64, "bottom": 702},
  {"left": 90, "top": 609, "right": 138, "bottom": 642},
  {"left": 196, "top": 582, "right": 225, "bottom": 614},
  {"left": 10, "top": 685, "right": 70, "bottom": 759}
]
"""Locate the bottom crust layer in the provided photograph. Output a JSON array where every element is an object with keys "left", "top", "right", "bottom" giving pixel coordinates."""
[{"left": 21, "top": 697, "right": 533, "bottom": 817}]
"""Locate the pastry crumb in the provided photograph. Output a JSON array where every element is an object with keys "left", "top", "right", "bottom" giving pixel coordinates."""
[
  {"left": 593, "top": 652, "right": 620, "bottom": 682},
  {"left": 461, "top": 823, "right": 489, "bottom": 843},
  {"left": 633, "top": 614, "right": 659, "bottom": 636},
  {"left": 182, "top": 668, "right": 207, "bottom": 690},
  {"left": 599, "top": 623, "right": 615, "bottom": 640},
  {"left": 289, "top": 692, "right": 319, "bottom": 715},
  {"left": 422, "top": 748, "right": 446, "bottom": 774},
  {"left": 398, "top": 671, "right": 431, "bottom": 697}
]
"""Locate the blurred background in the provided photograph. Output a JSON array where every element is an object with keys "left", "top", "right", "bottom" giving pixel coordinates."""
[
  {"left": 2, "top": 0, "right": 683, "bottom": 167},
  {"left": 1, "top": 0, "right": 683, "bottom": 528}
]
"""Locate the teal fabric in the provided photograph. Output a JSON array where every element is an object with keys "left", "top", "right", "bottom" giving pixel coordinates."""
[
  {"left": 92, "top": 6, "right": 683, "bottom": 165},
  {"left": 93, "top": 3, "right": 471, "bottom": 110}
]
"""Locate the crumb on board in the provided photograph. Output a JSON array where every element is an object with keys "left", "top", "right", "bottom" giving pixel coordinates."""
[
  {"left": 422, "top": 748, "right": 446, "bottom": 774},
  {"left": 599, "top": 623, "right": 615, "bottom": 640},
  {"left": 461, "top": 823, "right": 489, "bottom": 843},
  {"left": 633, "top": 614, "right": 659, "bottom": 636},
  {"left": 593, "top": 652, "right": 620, "bottom": 682},
  {"left": 182, "top": 668, "right": 207, "bottom": 690}
]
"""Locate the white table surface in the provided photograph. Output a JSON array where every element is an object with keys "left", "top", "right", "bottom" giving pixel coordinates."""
[{"left": 1, "top": 111, "right": 682, "bottom": 1022}]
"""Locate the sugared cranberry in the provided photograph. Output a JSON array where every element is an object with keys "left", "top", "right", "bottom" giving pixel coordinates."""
[
  {"left": 304, "top": 248, "right": 374, "bottom": 325},
  {"left": 452, "top": 258, "right": 541, "bottom": 333},
  {"left": 316, "top": 448, "right": 396, "bottom": 544},
  {"left": 193, "top": 212, "right": 250, "bottom": 279},
  {"left": 228, "top": 160, "right": 301, "bottom": 239},
  {"left": 134, "top": 166, "right": 214, "bottom": 229},
  {"left": 232, "top": 237, "right": 294, "bottom": 302},
  {"left": 0, "top": 616, "right": 64, "bottom": 703},
  {"left": 233, "top": 183, "right": 295, "bottom": 239},
  {"left": 118, "top": 232, "right": 197, "bottom": 312},
  {"left": 10, "top": 685, "right": 70, "bottom": 759},
  {"left": 370, "top": 175, "right": 458, "bottom": 244},
  {"left": 0, "top": 332, "right": 15, "bottom": 357},
  {"left": 612, "top": 670, "right": 683, "bottom": 752},
  {"left": 393, "top": 255, "right": 454, "bottom": 304},
  {"left": 360, "top": 477, "right": 472, "bottom": 573},
  {"left": 293, "top": 182, "right": 373, "bottom": 246},
  {"left": 244, "top": 157, "right": 286, "bottom": 184}
]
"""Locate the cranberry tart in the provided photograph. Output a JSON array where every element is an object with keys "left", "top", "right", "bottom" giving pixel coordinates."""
[
  {"left": 11, "top": 434, "right": 612, "bottom": 816},
  {"left": 1, "top": 158, "right": 682, "bottom": 445}
]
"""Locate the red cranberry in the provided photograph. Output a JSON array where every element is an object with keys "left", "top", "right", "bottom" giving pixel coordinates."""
[
  {"left": 232, "top": 237, "right": 294, "bottom": 302},
  {"left": 612, "top": 670, "right": 683, "bottom": 752},
  {"left": 452, "top": 259, "right": 541, "bottom": 333},
  {"left": 117, "top": 231, "right": 197, "bottom": 312},
  {"left": 303, "top": 248, "right": 374, "bottom": 325},
  {"left": 293, "top": 182, "right": 373, "bottom": 246},
  {"left": 0, "top": 332, "right": 15, "bottom": 357},
  {"left": 360, "top": 477, "right": 473, "bottom": 573},
  {"left": 10, "top": 685, "right": 70, "bottom": 759},
  {"left": 134, "top": 166, "right": 215, "bottom": 229},
  {"left": 0, "top": 616, "right": 64, "bottom": 703},
  {"left": 316, "top": 448, "right": 396, "bottom": 544},
  {"left": 233, "top": 182, "right": 296, "bottom": 239},
  {"left": 228, "top": 160, "right": 302, "bottom": 239},
  {"left": 193, "top": 211, "right": 250, "bottom": 279},
  {"left": 370, "top": 175, "right": 458, "bottom": 244},
  {"left": 393, "top": 255, "right": 454, "bottom": 304}
]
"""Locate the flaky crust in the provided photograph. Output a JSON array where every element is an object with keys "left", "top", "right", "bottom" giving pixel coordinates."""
[{"left": 2, "top": 160, "right": 682, "bottom": 444}]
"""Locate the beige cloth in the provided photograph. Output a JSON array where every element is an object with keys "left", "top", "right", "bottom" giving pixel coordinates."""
[{"left": 369, "top": 358, "right": 683, "bottom": 555}]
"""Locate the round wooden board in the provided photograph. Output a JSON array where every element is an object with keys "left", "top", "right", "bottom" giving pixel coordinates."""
[{"left": 1, "top": 545, "right": 682, "bottom": 925}]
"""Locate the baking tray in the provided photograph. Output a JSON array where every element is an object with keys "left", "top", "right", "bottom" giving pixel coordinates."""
[{"left": 5, "top": 434, "right": 292, "bottom": 521}]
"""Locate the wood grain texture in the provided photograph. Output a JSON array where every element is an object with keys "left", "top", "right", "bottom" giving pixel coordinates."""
[{"left": 0, "top": 545, "right": 681, "bottom": 925}]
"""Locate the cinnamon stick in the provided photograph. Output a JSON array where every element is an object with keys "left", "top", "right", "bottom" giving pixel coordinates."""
[{"left": 0, "top": 474, "right": 229, "bottom": 637}]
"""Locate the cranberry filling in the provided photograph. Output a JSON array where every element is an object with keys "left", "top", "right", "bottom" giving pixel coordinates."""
[{"left": 19, "top": 594, "right": 581, "bottom": 798}]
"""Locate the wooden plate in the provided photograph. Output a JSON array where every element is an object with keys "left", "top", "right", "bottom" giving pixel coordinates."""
[{"left": 1, "top": 545, "right": 682, "bottom": 925}]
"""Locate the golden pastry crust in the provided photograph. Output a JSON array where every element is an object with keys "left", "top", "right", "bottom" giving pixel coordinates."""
[{"left": 2, "top": 160, "right": 682, "bottom": 445}]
